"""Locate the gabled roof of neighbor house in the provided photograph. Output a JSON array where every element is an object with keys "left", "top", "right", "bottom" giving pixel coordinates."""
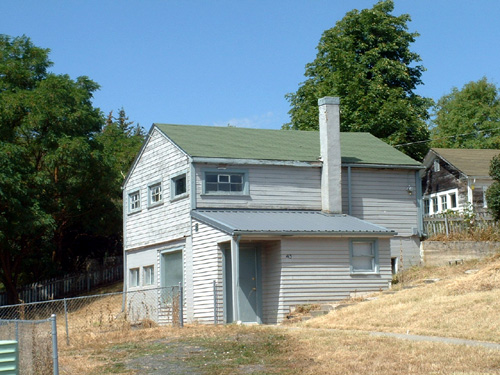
[
  {"left": 425, "top": 148, "right": 500, "bottom": 177},
  {"left": 192, "top": 209, "right": 396, "bottom": 236},
  {"left": 154, "top": 123, "right": 420, "bottom": 166}
]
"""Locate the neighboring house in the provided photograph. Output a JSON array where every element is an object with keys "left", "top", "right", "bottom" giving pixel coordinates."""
[
  {"left": 421, "top": 148, "right": 500, "bottom": 216},
  {"left": 123, "top": 97, "right": 423, "bottom": 325}
]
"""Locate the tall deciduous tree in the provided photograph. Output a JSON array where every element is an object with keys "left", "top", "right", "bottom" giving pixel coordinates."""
[
  {"left": 285, "top": 0, "right": 432, "bottom": 160},
  {"left": 0, "top": 35, "right": 117, "bottom": 303},
  {"left": 431, "top": 77, "right": 500, "bottom": 149}
]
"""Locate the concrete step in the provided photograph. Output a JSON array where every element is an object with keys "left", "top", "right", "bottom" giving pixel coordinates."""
[{"left": 310, "top": 310, "right": 329, "bottom": 317}]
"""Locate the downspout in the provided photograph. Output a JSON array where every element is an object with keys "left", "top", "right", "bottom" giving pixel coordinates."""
[
  {"left": 230, "top": 235, "right": 241, "bottom": 323},
  {"left": 189, "top": 158, "right": 197, "bottom": 210},
  {"left": 347, "top": 166, "right": 352, "bottom": 215}
]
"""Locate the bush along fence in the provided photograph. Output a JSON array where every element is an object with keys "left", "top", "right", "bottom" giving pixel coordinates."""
[
  {"left": 424, "top": 212, "right": 496, "bottom": 237},
  {"left": 0, "top": 314, "right": 59, "bottom": 375},
  {"left": 0, "top": 263, "right": 123, "bottom": 306},
  {"left": 0, "top": 286, "right": 183, "bottom": 345}
]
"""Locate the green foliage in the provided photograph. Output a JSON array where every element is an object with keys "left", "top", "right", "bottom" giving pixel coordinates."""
[
  {"left": 0, "top": 35, "right": 142, "bottom": 303},
  {"left": 487, "top": 155, "right": 500, "bottom": 221},
  {"left": 285, "top": 0, "right": 432, "bottom": 161},
  {"left": 431, "top": 77, "right": 500, "bottom": 148}
]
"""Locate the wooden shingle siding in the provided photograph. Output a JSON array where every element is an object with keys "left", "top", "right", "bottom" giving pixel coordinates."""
[
  {"left": 195, "top": 164, "right": 322, "bottom": 209},
  {"left": 344, "top": 168, "right": 418, "bottom": 236},
  {"left": 191, "top": 219, "right": 230, "bottom": 323},
  {"left": 274, "top": 238, "right": 391, "bottom": 322},
  {"left": 124, "top": 129, "right": 191, "bottom": 250}
]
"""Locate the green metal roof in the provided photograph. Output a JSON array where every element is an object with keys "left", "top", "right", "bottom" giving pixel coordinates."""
[{"left": 154, "top": 123, "right": 420, "bottom": 166}]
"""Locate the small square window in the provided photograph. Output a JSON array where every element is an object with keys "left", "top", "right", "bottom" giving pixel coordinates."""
[
  {"left": 143, "top": 265, "right": 154, "bottom": 286},
  {"left": 129, "top": 191, "right": 141, "bottom": 213},
  {"left": 129, "top": 268, "right": 139, "bottom": 287},
  {"left": 171, "top": 174, "right": 187, "bottom": 199},
  {"left": 148, "top": 182, "right": 162, "bottom": 206}
]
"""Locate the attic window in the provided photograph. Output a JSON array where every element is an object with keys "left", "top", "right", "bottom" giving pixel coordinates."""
[
  {"left": 148, "top": 182, "right": 162, "bottom": 207},
  {"left": 433, "top": 160, "right": 440, "bottom": 172},
  {"left": 203, "top": 169, "right": 248, "bottom": 195},
  {"left": 128, "top": 190, "right": 141, "bottom": 213}
]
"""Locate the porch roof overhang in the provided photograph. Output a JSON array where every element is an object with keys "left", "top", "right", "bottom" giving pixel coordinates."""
[{"left": 191, "top": 209, "right": 396, "bottom": 237}]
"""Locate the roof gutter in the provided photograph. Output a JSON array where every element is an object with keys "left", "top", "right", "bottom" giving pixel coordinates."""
[
  {"left": 342, "top": 163, "right": 423, "bottom": 170},
  {"left": 232, "top": 230, "right": 396, "bottom": 237},
  {"left": 191, "top": 157, "right": 321, "bottom": 167}
]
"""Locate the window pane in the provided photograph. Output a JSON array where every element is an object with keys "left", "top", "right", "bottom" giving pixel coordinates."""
[
  {"left": 206, "top": 174, "right": 217, "bottom": 183},
  {"left": 450, "top": 193, "right": 457, "bottom": 208},
  {"left": 206, "top": 182, "right": 218, "bottom": 192},
  {"left": 352, "top": 256, "right": 373, "bottom": 271},
  {"left": 230, "top": 175, "right": 242, "bottom": 183},
  {"left": 130, "top": 268, "right": 139, "bottom": 287},
  {"left": 218, "top": 183, "right": 230, "bottom": 191},
  {"left": 441, "top": 195, "right": 447, "bottom": 211},
  {"left": 230, "top": 183, "right": 243, "bottom": 192},
  {"left": 218, "top": 175, "right": 230, "bottom": 183},
  {"left": 174, "top": 176, "right": 186, "bottom": 196},
  {"left": 352, "top": 242, "right": 373, "bottom": 257},
  {"left": 424, "top": 199, "right": 430, "bottom": 214}
]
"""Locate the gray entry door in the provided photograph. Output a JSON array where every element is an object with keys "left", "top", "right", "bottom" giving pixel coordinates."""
[{"left": 238, "top": 246, "right": 260, "bottom": 323}]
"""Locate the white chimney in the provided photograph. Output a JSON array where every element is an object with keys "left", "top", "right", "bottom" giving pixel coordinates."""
[{"left": 318, "top": 97, "right": 342, "bottom": 214}]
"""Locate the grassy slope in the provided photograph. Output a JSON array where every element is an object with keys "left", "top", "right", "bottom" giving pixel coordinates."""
[{"left": 305, "top": 253, "right": 500, "bottom": 343}]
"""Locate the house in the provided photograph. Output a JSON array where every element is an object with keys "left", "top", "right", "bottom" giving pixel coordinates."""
[
  {"left": 122, "top": 97, "right": 423, "bottom": 325},
  {"left": 421, "top": 148, "right": 500, "bottom": 216}
]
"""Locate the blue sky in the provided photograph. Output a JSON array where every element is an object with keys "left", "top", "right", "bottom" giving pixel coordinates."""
[{"left": 2, "top": 1, "right": 500, "bottom": 130}]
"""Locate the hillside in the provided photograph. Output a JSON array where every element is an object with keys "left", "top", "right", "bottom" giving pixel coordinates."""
[{"left": 304, "top": 253, "right": 500, "bottom": 343}]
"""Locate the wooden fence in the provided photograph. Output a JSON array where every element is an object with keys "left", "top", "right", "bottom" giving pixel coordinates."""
[
  {"left": 424, "top": 213, "right": 496, "bottom": 237},
  {"left": 0, "top": 263, "right": 123, "bottom": 306}
]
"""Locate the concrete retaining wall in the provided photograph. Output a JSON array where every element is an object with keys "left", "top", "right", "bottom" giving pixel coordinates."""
[{"left": 422, "top": 241, "right": 500, "bottom": 266}]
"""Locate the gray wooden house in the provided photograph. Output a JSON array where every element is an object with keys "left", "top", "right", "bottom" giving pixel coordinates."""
[
  {"left": 421, "top": 148, "right": 500, "bottom": 216},
  {"left": 123, "top": 97, "right": 423, "bottom": 325}
]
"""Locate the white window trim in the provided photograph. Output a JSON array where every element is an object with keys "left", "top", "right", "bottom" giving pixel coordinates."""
[
  {"left": 128, "top": 190, "right": 141, "bottom": 214},
  {"left": 423, "top": 188, "right": 460, "bottom": 215},
  {"left": 129, "top": 267, "right": 140, "bottom": 288},
  {"left": 349, "top": 239, "right": 379, "bottom": 275},
  {"left": 147, "top": 180, "right": 163, "bottom": 208},
  {"left": 433, "top": 159, "right": 440, "bottom": 172},
  {"left": 170, "top": 171, "right": 189, "bottom": 201},
  {"left": 202, "top": 168, "right": 249, "bottom": 196}
]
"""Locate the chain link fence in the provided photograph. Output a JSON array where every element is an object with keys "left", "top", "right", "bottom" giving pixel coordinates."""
[
  {"left": 0, "top": 286, "right": 182, "bottom": 346},
  {"left": 0, "top": 315, "right": 59, "bottom": 375}
]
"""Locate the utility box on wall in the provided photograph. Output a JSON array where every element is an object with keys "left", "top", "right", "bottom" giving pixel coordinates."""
[{"left": 0, "top": 340, "right": 18, "bottom": 375}]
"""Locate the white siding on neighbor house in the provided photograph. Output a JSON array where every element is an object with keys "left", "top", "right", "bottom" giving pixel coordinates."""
[
  {"left": 274, "top": 237, "right": 392, "bottom": 322},
  {"left": 342, "top": 168, "right": 419, "bottom": 236},
  {"left": 124, "top": 128, "right": 191, "bottom": 250},
  {"left": 191, "top": 219, "right": 231, "bottom": 323},
  {"left": 195, "top": 164, "right": 322, "bottom": 209},
  {"left": 261, "top": 241, "right": 282, "bottom": 324}
]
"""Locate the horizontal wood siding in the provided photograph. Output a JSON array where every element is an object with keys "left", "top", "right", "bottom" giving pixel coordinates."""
[
  {"left": 277, "top": 237, "right": 391, "bottom": 322},
  {"left": 195, "top": 164, "right": 321, "bottom": 209},
  {"left": 191, "top": 219, "right": 230, "bottom": 323},
  {"left": 345, "top": 168, "right": 418, "bottom": 236},
  {"left": 261, "top": 241, "right": 282, "bottom": 324},
  {"left": 124, "top": 129, "right": 191, "bottom": 250}
]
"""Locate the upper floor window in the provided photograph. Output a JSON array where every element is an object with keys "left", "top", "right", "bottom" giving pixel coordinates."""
[
  {"left": 148, "top": 182, "right": 162, "bottom": 207},
  {"left": 203, "top": 169, "right": 248, "bottom": 195},
  {"left": 433, "top": 160, "right": 440, "bottom": 172},
  {"left": 128, "top": 190, "right": 141, "bottom": 213},
  {"left": 171, "top": 173, "right": 188, "bottom": 200},
  {"left": 350, "top": 240, "right": 379, "bottom": 274}
]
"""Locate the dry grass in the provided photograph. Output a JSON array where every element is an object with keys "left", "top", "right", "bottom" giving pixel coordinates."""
[
  {"left": 429, "top": 225, "right": 500, "bottom": 241},
  {"left": 306, "top": 253, "right": 500, "bottom": 343}
]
